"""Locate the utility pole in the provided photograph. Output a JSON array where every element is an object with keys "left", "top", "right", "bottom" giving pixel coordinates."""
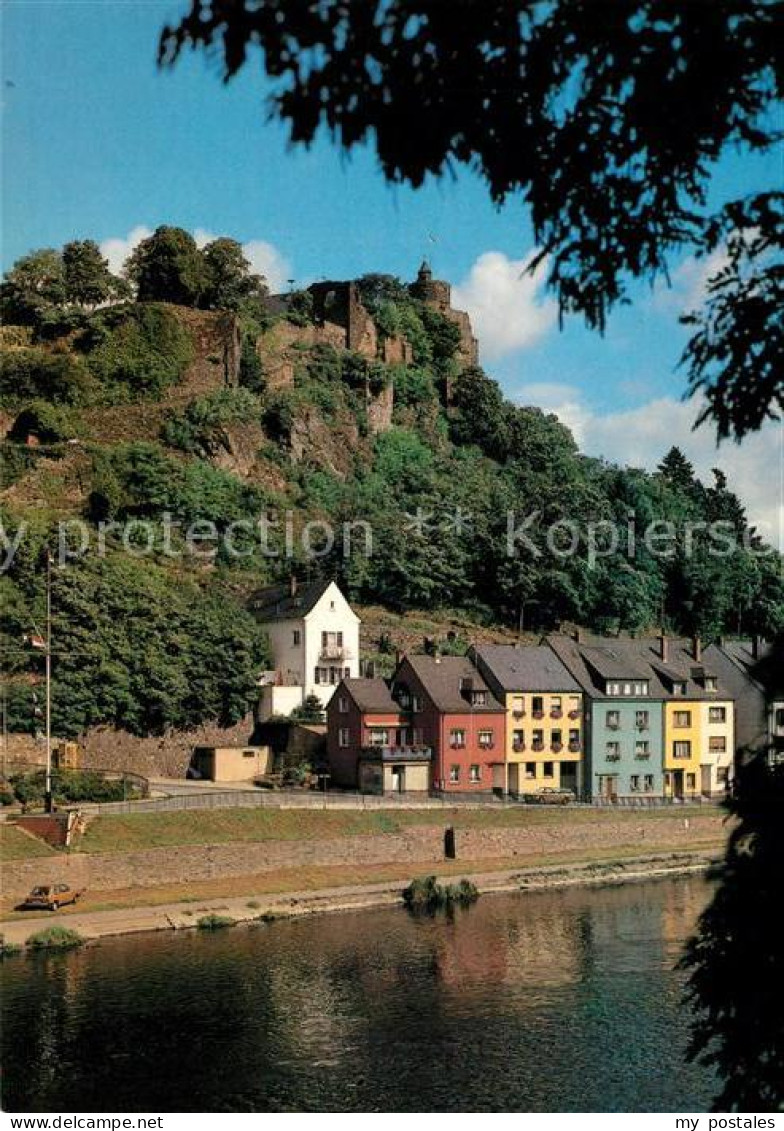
[{"left": 44, "top": 550, "right": 53, "bottom": 814}]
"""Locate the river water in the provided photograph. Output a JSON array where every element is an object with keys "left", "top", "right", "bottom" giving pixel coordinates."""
[{"left": 1, "top": 875, "right": 716, "bottom": 1112}]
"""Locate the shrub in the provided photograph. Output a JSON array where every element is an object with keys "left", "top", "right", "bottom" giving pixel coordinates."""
[
  {"left": 79, "top": 304, "right": 194, "bottom": 401},
  {"left": 161, "top": 388, "right": 261, "bottom": 456},
  {"left": 9, "top": 769, "right": 141, "bottom": 806},
  {"left": 0, "top": 346, "right": 97, "bottom": 407},
  {"left": 402, "top": 875, "right": 479, "bottom": 912},
  {"left": 197, "top": 913, "right": 236, "bottom": 930},
  {"left": 27, "top": 926, "right": 84, "bottom": 951},
  {"left": 8, "top": 402, "right": 81, "bottom": 444}
]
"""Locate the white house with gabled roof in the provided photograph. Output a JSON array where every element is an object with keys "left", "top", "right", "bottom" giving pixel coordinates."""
[{"left": 250, "top": 577, "right": 361, "bottom": 720}]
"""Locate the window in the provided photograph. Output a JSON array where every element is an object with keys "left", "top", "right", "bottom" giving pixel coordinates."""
[
  {"left": 512, "top": 730, "right": 525, "bottom": 752},
  {"left": 368, "top": 729, "right": 388, "bottom": 746},
  {"left": 644, "top": 775, "right": 655, "bottom": 792},
  {"left": 450, "top": 729, "right": 466, "bottom": 749},
  {"left": 478, "top": 729, "right": 494, "bottom": 749},
  {"left": 568, "top": 729, "right": 580, "bottom": 749},
  {"left": 674, "top": 710, "right": 692, "bottom": 728},
  {"left": 551, "top": 729, "right": 562, "bottom": 750},
  {"left": 469, "top": 765, "right": 481, "bottom": 783},
  {"left": 329, "top": 667, "right": 340, "bottom": 684},
  {"left": 512, "top": 696, "right": 525, "bottom": 717},
  {"left": 639, "top": 681, "right": 649, "bottom": 696},
  {"left": 411, "top": 695, "right": 422, "bottom": 712},
  {"left": 412, "top": 727, "right": 424, "bottom": 745},
  {"left": 524, "top": 762, "right": 536, "bottom": 779},
  {"left": 471, "top": 690, "right": 488, "bottom": 706},
  {"left": 532, "top": 696, "right": 544, "bottom": 717},
  {"left": 630, "top": 774, "right": 641, "bottom": 792},
  {"left": 673, "top": 681, "right": 687, "bottom": 696},
  {"left": 673, "top": 741, "right": 691, "bottom": 759},
  {"left": 717, "top": 767, "right": 730, "bottom": 786},
  {"left": 704, "top": 677, "right": 717, "bottom": 691},
  {"left": 623, "top": 683, "right": 632, "bottom": 696},
  {"left": 542, "top": 761, "right": 554, "bottom": 777},
  {"left": 606, "top": 710, "right": 620, "bottom": 729},
  {"left": 709, "top": 706, "right": 727, "bottom": 724},
  {"left": 338, "top": 728, "right": 350, "bottom": 748},
  {"left": 550, "top": 696, "right": 562, "bottom": 717},
  {"left": 709, "top": 736, "right": 727, "bottom": 753},
  {"left": 532, "top": 729, "right": 544, "bottom": 750},
  {"left": 338, "top": 696, "right": 348, "bottom": 713},
  {"left": 608, "top": 682, "right": 620, "bottom": 695},
  {"left": 686, "top": 773, "right": 696, "bottom": 791},
  {"left": 449, "top": 765, "right": 460, "bottom": 783},
  {"left": 606, "top": 741, "right": 621, "bottom": 760},
  {"left": 242, "top": 749, "right": 255, "bottom": 758},
  {"left": 292, "top": 629, "right": 301, "bottom": 646},
  {"left": 314, "top": 666, "right": 329, "bottom": 684},
  {"left": 635, "top": 710, "right": 649, "bottom": 730},
  {"left": 775, "top": 708, "right": 784, "bottom": 729},
  {"left": 635, "top": 741, "right": 650, "bottom": 758},
  {"left": 344, "top": 666, "right": 350, "bottom": 679}
]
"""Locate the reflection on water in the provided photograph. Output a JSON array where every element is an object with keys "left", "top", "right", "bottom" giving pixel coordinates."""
[{"left": 1, "top": 875, "right": 716, "bottom": 1112}]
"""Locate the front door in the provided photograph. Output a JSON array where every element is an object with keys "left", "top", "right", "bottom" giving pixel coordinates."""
[
  {"left": 391, "top": 767, "right": 405, "bottom": 794},
  {"left": 561, "top": 763, "right": 578, "bottom": 797},
  {"left": 672, "top": 770, "right": 684, "bottom": 800}
]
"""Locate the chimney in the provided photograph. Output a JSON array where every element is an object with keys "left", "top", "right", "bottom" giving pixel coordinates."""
[
  {"left": 693, "top": 635, "right": 702, "bottom": 663},
  {"left": 659, "top": 634, "right": 668, "bottom": 663},
  {"left": 289, "top": 575, "right": 298, "bottom": 598}
]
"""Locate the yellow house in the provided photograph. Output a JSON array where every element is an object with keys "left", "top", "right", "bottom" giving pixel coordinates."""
[
  {"left": 656, "top": 639, "right": 735, "bottom": 799},
  {"left": 472, "top": 645, "right": 584, "bottom": 796}
]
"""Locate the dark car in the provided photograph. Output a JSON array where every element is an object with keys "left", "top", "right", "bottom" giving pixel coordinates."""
[{"left": 24, "top": 884, "right": 84, "bottom": 911}]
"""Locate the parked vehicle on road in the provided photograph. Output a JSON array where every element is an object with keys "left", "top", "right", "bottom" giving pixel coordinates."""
[{"left": 23, "top": 884, "right": 84, "bottom": 911}]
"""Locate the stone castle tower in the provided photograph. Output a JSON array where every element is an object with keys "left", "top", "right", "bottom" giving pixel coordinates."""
[{"left": 409, "top": 261, "right": 479, "bottom": 368}]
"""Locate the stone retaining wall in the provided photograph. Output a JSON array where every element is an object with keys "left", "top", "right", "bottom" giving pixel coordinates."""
[{"left": 1, "top": 812, "right": 724, "bottom": 900}]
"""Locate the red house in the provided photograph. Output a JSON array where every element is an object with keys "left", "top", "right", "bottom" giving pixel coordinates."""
[
  {"left": 326, "top": 678, "right": 433, "bottom": 793},
  {"left": 390, "top": 655, "right": 505, "bottom": 794}
]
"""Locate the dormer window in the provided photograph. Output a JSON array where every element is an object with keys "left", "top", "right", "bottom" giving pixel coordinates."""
[
  {"left": 470, "top": 690, "right": 488, "bottom": 707},
  {"left": 704, "top": 677, "right": 717, "bottom": 692},
  {"left": 673, "top": 681, "right": 687, "bottom": 696}
]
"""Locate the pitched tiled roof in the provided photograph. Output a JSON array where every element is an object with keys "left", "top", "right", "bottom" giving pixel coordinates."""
[
  {"left": 341, "top": 678, "right": 400, "bottom": 714},
  {"left": 703, "top": 641, "right": 771, "bottom": 752},
  {"left": 399, "top": 655, "right": 504, "bottom": 713},
  {"left": 548, "top": 635, "right": 730, "bottom": 701},
  {"left": 249, "top": 578, "right": 337, "bottom": 621},
  {"left": 474, "top": 644, "right": 580, "bottom": 692}
]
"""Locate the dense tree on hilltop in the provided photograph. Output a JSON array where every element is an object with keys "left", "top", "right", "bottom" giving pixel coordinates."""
[
  {"left": 61, "top": 240, "right": 123, "bottom": 308},
  {"left": 200, "top": 236, "right": 267, "bottom": 311},
  {"left": 125, "top": 225, "right": 205, "bottom": 306},
  {"left": 160, "top": 0, "right": 784, "bottom": 439},
  {"left": 0, "top": 248, "right": 67, "bottom": 324}
]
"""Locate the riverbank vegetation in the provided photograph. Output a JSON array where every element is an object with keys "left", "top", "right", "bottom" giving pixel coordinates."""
[
  {"left": 196, "top": 913, "right": 236, "bottom": 930},
  {"left": 403, "top": 875, "right": 479, "bottom": 912},
  {"left": 26, "top": 926, "right": 84, "bottom": 951}
]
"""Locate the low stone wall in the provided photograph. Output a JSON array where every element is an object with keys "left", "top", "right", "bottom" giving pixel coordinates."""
[{"left": 0, "top": 812, "right": 724, "bottom": 900}]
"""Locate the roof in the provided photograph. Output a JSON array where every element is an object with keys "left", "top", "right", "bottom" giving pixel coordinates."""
[
  {"left": 474, "top": 644, "right": 580, "bottom": 692},
  {"left": 340, "top": 678, "right": 401, "bottom": 714},
  {"left": 398, "top": 655, "right": 504, "bottom": 714},
  {"left": 249, "top": 578, "right": 337, "bottom": 622},
  {"left": 703, "top": 641, "right": 774, "bottom": 752},
  {"left": 548, "top": 635, "right": 729, "bottom": 701}
]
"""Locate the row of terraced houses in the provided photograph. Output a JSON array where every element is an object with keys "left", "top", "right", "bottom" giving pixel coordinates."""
[{"left": 325, "top": 632, "right": 783, "bottom": 801}]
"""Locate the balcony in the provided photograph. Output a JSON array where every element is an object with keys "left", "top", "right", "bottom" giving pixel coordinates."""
[
  {"left": 551, "top": 742, "right": 563, "bottom": 753},
  {"left": 568, "top": 742, "right": 581, "bottom": 753},
  {"left": 531, "top": 741, "right": 545, "bottom": 753},
  {"left": 532, "top": 709, "right": 545, "bottom": 720},
  {"left": 568, "top": 708, "right": 581, "bottom": 720},
  {"left": 512, "top": 743, "right": 526, "bottom": 754},
  {"left": 512, "top": 709, "right": 526, "bottom": 719},
  {"left": 360, "top": 746, "right": 433, "bottom": 762},
  {"left": 550, "top": 709, "right": 563, "bottom": 720},
  {"left": 319, "top": 644, "right": 351, "bottom": 661}
]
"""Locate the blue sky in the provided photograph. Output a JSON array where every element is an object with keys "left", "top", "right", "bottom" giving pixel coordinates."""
[{"left": 2, "top": 0, "right": 782, "bottom": 544}]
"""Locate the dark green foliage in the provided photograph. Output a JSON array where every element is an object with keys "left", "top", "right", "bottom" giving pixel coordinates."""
[
  {"left": 8, "top": 402, "right": 80, "bottom": 444},
  {"left": 0, "top": 934, "right": 22, "bottom": 958},
  {"left": 61, "top": 240, "right": 119, "bottom": 308},
  {"left": 289, "top": 694, "right": 325, "bottom": 724},
  {"left": 125, "top": 226, "right": 205, "bottom": 305},
  {"left": 0, "top": 249, "right": 66, "bottom": 324},
  {"left": 286, "top": 289, "right": 314, "bottom": 326},
  {"left": 161, "top": 389, "right": 262, "bottom": 456},
  {"left": 9, "top": 769, "right": 143, "bottom": 806},
  {"left": 402, "top": 875, "right": 479, "bottom": 913},
  {"left": 200, "top": 237, "right": 267, "bottom": 311},
  {"left": 680, "top": 753, "right": 784, "bottom": 1111},
  {"left": 238, "top": 334, "right": 266, "bottom": 393},
  {"left": 0, "top": 347, "right": 98, "bottom": 408},
  {"left": 79, "top": 304, "right": 194, "bottom": 401}
]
